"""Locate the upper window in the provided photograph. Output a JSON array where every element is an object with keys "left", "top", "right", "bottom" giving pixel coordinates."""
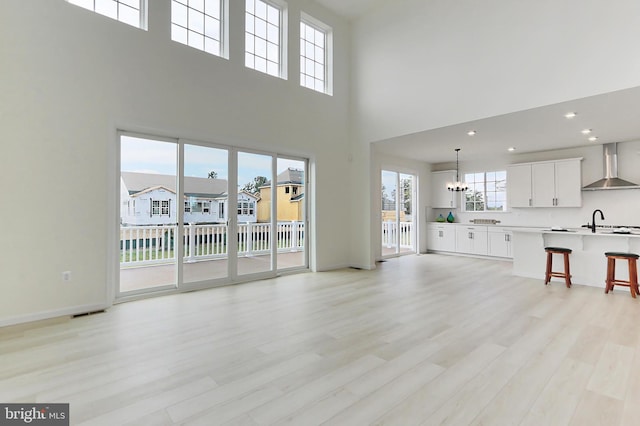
[
  {"left": 171, "top": 0, "right": 226, "bottom": 58},
  {"left": 464, "top": 171, "right": 507, "bottom": 212},
  {"left": 245, "top": 0, "right": 286, "bottom": 78},
  {"left": 300, "top": 16, "right": 331, "bottom": 94},
  {"left": 67, "top": 0, "right": 147, "bottom": 29}
]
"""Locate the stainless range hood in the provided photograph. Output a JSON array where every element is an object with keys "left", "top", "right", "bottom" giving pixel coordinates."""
[{"left": 583, "top": 143, "right": 640, "bottom": 190}]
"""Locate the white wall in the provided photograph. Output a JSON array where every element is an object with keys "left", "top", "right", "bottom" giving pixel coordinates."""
[
  {"left": 436, "top": 140, "right": 640, "bottom": 228},
  {"left": 0, "top": 0, "right": 351, "bottom": 325}
]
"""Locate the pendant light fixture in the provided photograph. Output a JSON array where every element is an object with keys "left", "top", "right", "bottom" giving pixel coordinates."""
[{"left": 447, "top": 148, "right": 468, "bottom": 192}]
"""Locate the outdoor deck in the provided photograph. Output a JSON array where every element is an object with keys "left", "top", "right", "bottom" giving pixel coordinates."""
[{"left": 120, "top": 252, "right": 305, "bottom": 292}]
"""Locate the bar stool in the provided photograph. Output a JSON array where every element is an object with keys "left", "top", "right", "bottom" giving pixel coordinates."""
[
  {"left": 604, "top": 252, "right": 639, "bottom": 298},
  {"left": 544, "top": 247, "right": 572, "bottom": 288}
]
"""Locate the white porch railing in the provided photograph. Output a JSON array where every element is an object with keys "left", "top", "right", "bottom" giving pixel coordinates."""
[
  {"left": 382, "top": 221, "right": 414, "bottom": 249},
  {"left": 120, "top": 221, "right": 305, "bottom": 266}
]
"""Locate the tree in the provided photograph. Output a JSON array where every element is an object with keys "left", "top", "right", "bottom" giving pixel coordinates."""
[
  {"left": 401, "top": 178, "right": 412, "bottom": 214},
  {"left": 207, "top": 171, "right": 218, "bottom": 179},
  {"left": 242, "top": 176, "right": 268, "bottom": 194},
  {"left": 465, "top": 190, "right": 485, "bottom": 211}
]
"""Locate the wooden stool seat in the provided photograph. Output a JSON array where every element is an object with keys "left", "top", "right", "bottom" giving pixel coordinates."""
[
  {"left": 544, "top": 247, "right": 572, "bottom": 288},
  {"left": 604, "top": 252, "right": 639, "bottom": 298}
]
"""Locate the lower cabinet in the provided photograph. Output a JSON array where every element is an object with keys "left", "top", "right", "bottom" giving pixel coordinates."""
[
  {"left": 427, "top": 223, "right": 513, "bottom": 259},
  {"left": 427, "top": 224, "right": 456, "bottom": 252},
  {"left": 455, "top": 226, "right": 488, "bottom": 256},
  {"left": 488, "top": 228, "right": 513, "bottom": 258}
]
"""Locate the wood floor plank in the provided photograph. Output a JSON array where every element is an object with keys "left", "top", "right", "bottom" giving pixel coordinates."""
[
  {"left": 586, "top": 342, "right": 635, "bottom": 400},
  {"left": 165, "top": 352, "right": 322, "bottom": 423},
  {"left": 1, "top": 254, "right": 637, "bottom": 426},
  {"left": 248, "top": 355, "right": 384, "bottom": 424},
  {"left": 373, "top": 342, "right": 506, "bottom": 425},
  {"left": 519, "top": 358, "right": 593, "bottom": 426},
  {"left": 569, "top": 390, "right": 624, "bottom": 426}
]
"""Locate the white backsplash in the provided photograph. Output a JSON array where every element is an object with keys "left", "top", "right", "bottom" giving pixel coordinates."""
[{"left": 432, "top": 189, "right": 640, "bottom": 228}]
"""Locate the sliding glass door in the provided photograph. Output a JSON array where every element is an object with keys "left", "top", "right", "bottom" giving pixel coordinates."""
[
  {"left": 182, "top": 144, "right": 230, "bottom": 284},
  {"left": 381, "top": 170, "right": 417, "bottom": 257},
  {"left": 236, "top": 151, "right": 274, "bottom": 277},
  {"left": 119, "top": 135, "right": 178, "bottom": 293},
  {"left": 117, "top": 133, "right": 308, "bottom": 297}
]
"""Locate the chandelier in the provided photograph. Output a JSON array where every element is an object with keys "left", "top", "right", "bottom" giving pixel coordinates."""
[{"left": 447, "top": 148, "right": 468, "bottom": 192}]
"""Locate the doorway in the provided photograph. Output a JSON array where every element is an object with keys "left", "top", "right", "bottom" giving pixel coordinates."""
[{"left": 381, "top": 170, "right": 417, "bottom": 257}]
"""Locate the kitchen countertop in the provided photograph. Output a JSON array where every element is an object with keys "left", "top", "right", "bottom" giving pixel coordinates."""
[
  {"left": 512, "top": 227, "right": 640, "bottom": 237},
  {"left": 511, "top": 227, "right": 640, "bottom": 288},
  {"left": 430, "top": 222, "right": 640, "bottom": 236}
]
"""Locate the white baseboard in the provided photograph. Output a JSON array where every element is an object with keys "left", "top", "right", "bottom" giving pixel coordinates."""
[{"left": 0, "top": 303, "right": 111, "bottom": 328}]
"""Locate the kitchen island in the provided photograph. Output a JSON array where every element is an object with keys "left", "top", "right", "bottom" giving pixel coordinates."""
[{"left": 512, "top": 228, "right": 640, "bottom": 288}]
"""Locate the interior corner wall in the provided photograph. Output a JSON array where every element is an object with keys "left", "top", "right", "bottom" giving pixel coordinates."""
[
  {"left": 0, "top": 0, "right": 351, "bottom": 325},
  {"left": 351, "top": 0, "right": 640, "bottom": 144}
]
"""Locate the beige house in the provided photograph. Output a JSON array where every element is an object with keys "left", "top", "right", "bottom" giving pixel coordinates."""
[{"left": 257, "top": 168, "right": 304, "bottom": 222}]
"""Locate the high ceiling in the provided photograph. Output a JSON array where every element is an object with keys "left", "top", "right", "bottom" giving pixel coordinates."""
[
  {"left": 313, "top": 1, "right": 640, "bottom": 165},
  {"left": 372, "top": 86, "right": 640, "bottom": 164},
  {"left": 312, "top": 0, "right": 382, "bottom": 20}
]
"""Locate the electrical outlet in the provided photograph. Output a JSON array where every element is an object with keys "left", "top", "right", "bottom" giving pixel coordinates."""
[{"left": 62, "top": 271, "right": 71, "bottom": 282}]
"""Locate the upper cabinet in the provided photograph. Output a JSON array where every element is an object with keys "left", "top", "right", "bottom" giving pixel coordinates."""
[
  {"left": 431, "top": 170, "right": 458, "bottom": 208},
  {"left": 507, "top": 158, "right": 582, "bottom": 208}
]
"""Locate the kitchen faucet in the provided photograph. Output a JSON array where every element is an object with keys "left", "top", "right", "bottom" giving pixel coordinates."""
[{"left": 591, "top": 209, "right": 605, "bottom": 233}]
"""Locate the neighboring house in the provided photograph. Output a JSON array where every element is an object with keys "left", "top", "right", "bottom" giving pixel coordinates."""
[
  {"left": 120, "top": 172, "right": 258, "bottom": 225},
  {"left": 257, "top": 168, "right": 305, "bottom": 222},
  {"left": 237, "top": 190, "right": 259, "bottom": 223}
]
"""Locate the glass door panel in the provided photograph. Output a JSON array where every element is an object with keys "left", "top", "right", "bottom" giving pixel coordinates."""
[
  {"left": 119, "top": 135, "right": 178, "bottom": 293},
  {"left": 399, "top": 173, "right": 415, "bottom": 254},
  {"left": 381, "top": 170, "right": 398, "bottom": 257},
  {"left": 237, "top": 151, "right": 273, "bottom": 276},
  {"left": 182, "top": 144, "right": 230, "bottom": 284},
  {"left": 381, "top": 170, "right": 417, "bottom": 257},
  {"left": 276, "top": 158, "right": 306, "bottom": 270}
]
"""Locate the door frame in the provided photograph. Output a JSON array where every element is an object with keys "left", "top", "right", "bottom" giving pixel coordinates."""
[
  {"left": 113, "top": 131, "right": 309, "bottom": 302},
  {"left": 380, "top": 168, "right": 418, "bottom": 259}
]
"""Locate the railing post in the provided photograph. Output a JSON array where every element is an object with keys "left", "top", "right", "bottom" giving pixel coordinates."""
[
  {"left": 247, "top": 222, "right": 253, "bottom": 256},
  {"left": 188, "top": 223, "right": 196, "bottom": 263},
  {"left": 291, "top": 221, "right": 298, "bottom": 252}
]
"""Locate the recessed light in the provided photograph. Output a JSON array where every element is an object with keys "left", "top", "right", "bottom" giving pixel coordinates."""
[
  {"left": 467, "top": 130, "right": 476, "bottom": 136},
  {"left": 565, "top": 112, "right": 577, "bottom": 119},
  {"left": 588, "top": 136, "right": 598, "bottom": 142},
  {"left": 581, "top": 129, "right": 592, "bottom": 134},
  {"left": 508, "top": 147, "right": 516, "bottom": 152}
]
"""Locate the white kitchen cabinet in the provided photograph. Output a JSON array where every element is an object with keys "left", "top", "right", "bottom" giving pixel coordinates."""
[
  {"left": 488, "top": 228, "right": 513, "bottom": 258},
  {"left": 507, "top": 164, "right": 533, "bottom": 207},
  {"left": 531, "top": 162, "right": 556, "bottom": 207},
  {"left": 431, "top": 171, "right": 458, "bottom": 208},
  {"left": 455, "top": 225, "right": 488, "bottom": 255},
  {"left": 427, "top": 224, "right": 456, "bottom": 252},
  {"left": 553, "top": 159, "right": 583, "bottom": 207},
  {"left": 507, "top": 158, "right": 582, "bottom": 208}
]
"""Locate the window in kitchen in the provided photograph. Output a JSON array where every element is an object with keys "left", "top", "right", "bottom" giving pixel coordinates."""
[
  {"left": 300, "top": 15, "right": 331, "bottom": 94},
  {"left": 464, "top": 171, "right": 507, "bottom": 212},
  {"left": 67, "top": 0, "right": 147, "bottom": 29},
  {"left": 245, "top": 0, "right": 287, "bottom": 78},
  {"left": 171, "top": 0, "right": 227, "bottom": 58}
]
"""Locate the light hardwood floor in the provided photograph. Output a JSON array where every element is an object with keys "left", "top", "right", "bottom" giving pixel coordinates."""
[{"left": 2, "top": 254, "right": 639, "bottom": 425}]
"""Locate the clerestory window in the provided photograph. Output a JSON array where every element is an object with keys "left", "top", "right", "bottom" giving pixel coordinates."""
[
  {"left": 245, "top": 0, "right": 287, "bottom": 78},
  {"left": 171, "top": 0, "right": 227, "bottom": 58},
  {"left": 67, "top": 0, "right": 147, "bottom": 29},
  {"left": 300, "top": 15, "right": 331, "bottom": 94}
]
